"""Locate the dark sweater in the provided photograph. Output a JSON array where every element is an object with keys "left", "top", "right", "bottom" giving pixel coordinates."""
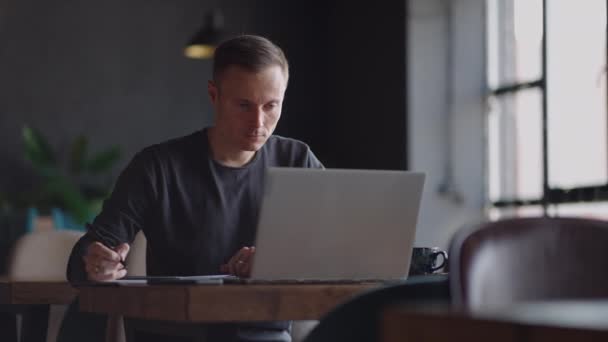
[{"left": 67, "top": 128, "right": 323, "bottom": 282}]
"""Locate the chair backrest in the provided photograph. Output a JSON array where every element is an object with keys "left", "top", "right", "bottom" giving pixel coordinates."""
[
  {"left": 303, "top": 275, "right": 449, "bottom": 342},
  {"left": 449, "top": 216, "right": 608, "bottom": 311},
  {"left": 9, "top": 230, "right": 84, "bottom": 281},
  {"left": 125, "top": 231, "right": 146, "bottom": 276}
]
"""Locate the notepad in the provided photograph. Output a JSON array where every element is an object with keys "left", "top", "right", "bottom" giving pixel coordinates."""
[{"left": 83, "top": 275, "right": 232, "bottom": 286}]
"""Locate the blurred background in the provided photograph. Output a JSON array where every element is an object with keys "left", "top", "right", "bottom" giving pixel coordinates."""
[{"left": 1, "top": 0, "right": 607, "bottom": 265}]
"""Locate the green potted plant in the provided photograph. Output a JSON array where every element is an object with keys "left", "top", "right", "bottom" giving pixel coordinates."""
[{"left": 19, "top": 125, "right": 122, "bottom": 231}]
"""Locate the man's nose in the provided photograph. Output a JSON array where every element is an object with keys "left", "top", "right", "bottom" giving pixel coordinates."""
[{"left": 252, "top": 108, "right": 264, "bottom": 127}]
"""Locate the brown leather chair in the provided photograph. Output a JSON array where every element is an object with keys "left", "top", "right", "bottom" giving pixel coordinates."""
[{"left": 448, "top": 216, "right": 608, "bottom": 311}]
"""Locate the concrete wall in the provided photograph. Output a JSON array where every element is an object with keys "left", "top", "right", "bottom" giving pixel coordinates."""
[{"left": 409, "top": 0, "right": 487, "bottom": 249}]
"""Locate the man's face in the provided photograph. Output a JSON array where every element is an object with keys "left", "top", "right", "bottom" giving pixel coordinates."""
[{"left": 208, "top": 65, "right": 288, "bottom": 152}]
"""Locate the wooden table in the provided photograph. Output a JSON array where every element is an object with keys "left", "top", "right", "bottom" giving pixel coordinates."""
[
  {"left": 0, "top": 279, "right": 78, "bottom": 305},
  {"left": 79, "top": 283, "right": 378, "bottom": 322},
  {"left": 80, "top": 282, "right": 379, "bottom": 341},
  {"left": 382, "top": 300, "right": 608, "bottom": 342},
  {"left": 0, "top": 279, "right": 78, "bottom": 342}
]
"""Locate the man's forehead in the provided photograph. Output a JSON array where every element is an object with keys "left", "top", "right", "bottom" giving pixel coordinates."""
[
  {"left": 216, "top": 65, "right": 287, "bottom": 84},
  {"left": 216, "top": 66, "right": 287, "bottom": 98},
  {"left": 229, "top": 90, "right": 284, "bottom": 104}
]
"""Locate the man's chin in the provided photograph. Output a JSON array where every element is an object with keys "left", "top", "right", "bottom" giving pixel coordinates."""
[
  {"left": 241, "top": 136, "right": 266, "bottom": 151},
  {"left": 240, "top": 141, "right": 264, "bottom": 152}
]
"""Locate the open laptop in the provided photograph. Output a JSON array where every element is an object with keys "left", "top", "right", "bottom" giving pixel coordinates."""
[
  {"left": 224, "top": 167, "right": 426, "bottom": 284},
  {"left": 103, "top": 167, "right": 425, "bottom": 286}
]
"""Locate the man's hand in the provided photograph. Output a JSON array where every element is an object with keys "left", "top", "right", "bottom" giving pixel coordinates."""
[
  {"left": 220, "top": 246, "right": 256, "bottom": 278},
  {"left": 83, "top": 242, "right": 130, "bottom": 281}
]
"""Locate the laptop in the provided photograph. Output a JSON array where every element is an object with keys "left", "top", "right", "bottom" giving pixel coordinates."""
[
  {"left": 98, "top": 167, "right": 425, "bottom": 286},
  {"left": 225, "top": 167, "right": 426, "bottom": 283}
]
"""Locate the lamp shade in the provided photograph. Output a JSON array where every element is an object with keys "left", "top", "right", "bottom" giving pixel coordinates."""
[{"left": 184, "top": 10, "right": 223, "bottom": 59}]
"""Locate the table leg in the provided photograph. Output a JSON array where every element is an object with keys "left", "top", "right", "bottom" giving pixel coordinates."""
[
  {"left": 124, "top": 318, "right": 208, "bottom": 342},
  {"left": 0, "top": 311, "right": 18, "bottom": 342},
  {"left": 20, "top": 305, "right": 50, "bottom": 342},
  {"left": 56, "top": 299, "right": 107, "bottom": 342}
]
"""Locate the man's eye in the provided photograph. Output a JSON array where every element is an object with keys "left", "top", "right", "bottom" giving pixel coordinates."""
[{"left": 239, "top": 103, "right": 250, "bottom": 110}]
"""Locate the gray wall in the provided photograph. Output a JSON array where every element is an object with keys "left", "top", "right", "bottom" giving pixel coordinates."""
[
  {"left": 1, "top": 0, "right": 208, "bottom": 191},
  {"left": 409, "top": 0, "right": 486, "bottom": 249}
]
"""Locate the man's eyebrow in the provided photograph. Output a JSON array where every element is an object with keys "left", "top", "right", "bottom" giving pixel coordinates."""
[{"left": 232, "top": 98, "right": 282, "bottom": 105}]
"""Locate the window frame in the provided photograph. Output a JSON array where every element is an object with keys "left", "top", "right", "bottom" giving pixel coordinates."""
[{"left": 488, "top": 0, "right": 608, "bottom": 213}]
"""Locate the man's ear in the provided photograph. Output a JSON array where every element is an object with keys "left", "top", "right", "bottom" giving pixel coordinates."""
[{"left": 208, "top": 80, "right": 218, "bottom": 105}]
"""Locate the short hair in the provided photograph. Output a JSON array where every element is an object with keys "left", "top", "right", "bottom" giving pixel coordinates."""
[{"left": 212, "top": 35, "right": 289, "bottom": 83}]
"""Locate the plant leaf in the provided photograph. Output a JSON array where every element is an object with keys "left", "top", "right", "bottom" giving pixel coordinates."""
[
  {"left": 87, "top": 198, "right": 105, "bottom": 217},
  {"left": 69, "top": 135, "right": 88, "bottom": 174},
  {"left": 80, "top": 184, "right": 110, "bottom": 199},
  {"left": 22, "top": 125, "right": 55, "bottom": 169},
  {"left": 43, "top": 175, "right": 91, "bottom": 224},
  {"left": 86, "top": 147, "right": 121, "bottom": 173}
]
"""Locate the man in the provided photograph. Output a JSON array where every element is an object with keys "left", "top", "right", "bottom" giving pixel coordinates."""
[{"left": 66, "top": 34, "right": 323, "bottom": 341}]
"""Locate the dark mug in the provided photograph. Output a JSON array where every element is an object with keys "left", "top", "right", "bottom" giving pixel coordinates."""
[{"left": 409, "top": 247, "right": 448, "bottom": 275}]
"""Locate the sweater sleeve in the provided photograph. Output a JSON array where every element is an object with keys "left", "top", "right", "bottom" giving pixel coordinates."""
[
  {"left": 66, "top": 149, "right": 157, "bottom": 283},
  {"left": 305, "top": 146, "right": 325, "bottom": 169}
]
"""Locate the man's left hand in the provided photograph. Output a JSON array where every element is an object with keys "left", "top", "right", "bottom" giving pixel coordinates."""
[{"left": 220, "top": 246, "right": 256, "bottom": 278}]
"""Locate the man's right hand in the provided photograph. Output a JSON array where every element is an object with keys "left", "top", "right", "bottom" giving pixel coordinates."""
[
  {"left": 220, "top": 246, "right": 256, "bottom": 278},
  {"left": 83, "top": 242, "right": 130, "bottom": 281}
]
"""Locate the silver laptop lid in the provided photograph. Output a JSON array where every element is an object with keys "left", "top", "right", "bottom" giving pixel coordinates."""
[{"left": 250, "top": 167, "right": 425, "bottom": 281}]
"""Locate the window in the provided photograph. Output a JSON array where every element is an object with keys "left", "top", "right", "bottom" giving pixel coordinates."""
[{"left": 486, "top": 0, "right": 608, "bottom": 217}]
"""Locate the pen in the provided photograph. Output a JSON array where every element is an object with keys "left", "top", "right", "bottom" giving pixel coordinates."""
[{"left": 89, "top": 228, "right": 127, "bottom": 269}]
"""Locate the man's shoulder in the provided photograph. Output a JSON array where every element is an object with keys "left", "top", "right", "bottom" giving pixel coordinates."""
[
  {"left": 140, "top": 130, "right": 203, "bottom": 157},
  {"left": 264, "top": 135, "right": 322, "bottom": 168},
  {"left": 266, "top": 134, "right": 312, "bottom": 151},
  {"left": 130, "top": 130, "right": 204, "bottom": 167}
]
